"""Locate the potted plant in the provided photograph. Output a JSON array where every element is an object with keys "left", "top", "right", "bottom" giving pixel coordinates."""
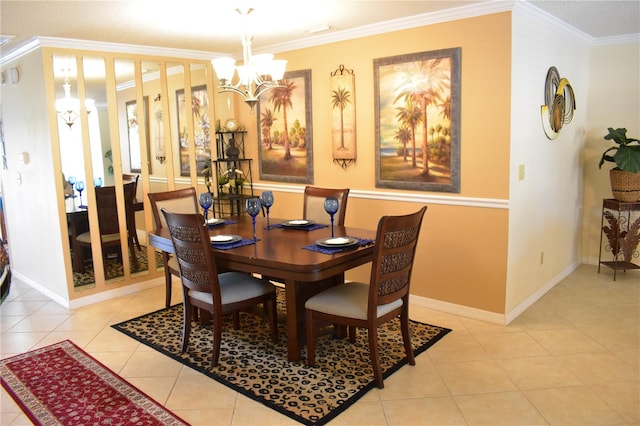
[{"left": 598, "top": 127, "right": 640, "bottom": 202}]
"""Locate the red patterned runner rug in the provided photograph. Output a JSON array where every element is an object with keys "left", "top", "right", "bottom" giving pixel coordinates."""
[{"left": 0, "top": 340, "right": 189, "bottom": 425}]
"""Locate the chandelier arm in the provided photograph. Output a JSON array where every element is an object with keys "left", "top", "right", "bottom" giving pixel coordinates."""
[{"left": 217, "top": 86, "right": 256, "bottom": 98}]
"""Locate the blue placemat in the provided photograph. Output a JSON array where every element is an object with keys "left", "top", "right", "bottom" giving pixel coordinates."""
[
  {"left": 272, "top": 222, "right": 328, "bottom": 231},
  {"left": 211, "top": 238, "right": 258, "bottom": 250},
  {"left": 207, "top": 219, "right": 237, "bottom": 228},
  {"left": 303, "top": 237, "right": 374, "bottom": 254}
]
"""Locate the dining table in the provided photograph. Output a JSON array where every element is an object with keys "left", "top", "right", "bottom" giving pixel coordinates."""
[{"left": 148, "top": 215, "right": 377, "bottom": 361}]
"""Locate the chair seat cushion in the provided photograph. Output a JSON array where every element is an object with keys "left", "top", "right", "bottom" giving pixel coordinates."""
[
  {"left": 167, "top": 255, "right": 179, "bottom": 274},
  {"left": 305, "top": 282, "right": 402, "bottom": 320},
  {"left": 190, "top": 272, "right": 276, "bottom": 306},
  {"left": 76, "top": 231, "right": 120, "bottom": 244}
]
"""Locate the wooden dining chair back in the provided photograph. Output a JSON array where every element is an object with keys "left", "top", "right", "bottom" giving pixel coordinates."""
[
  {"left": 76, "top": 182, "right": 138, "bottom": 273},
  {"left": 305, "top": 206, "right": 427, "bottom": 388},
  {"left": 148, "top": 187, "right": 199, "bottom": 307},
  {"left": 161, "top": 209, "right": 278, "bottom": 368},
  {"left": 122, "top": 173, "right": 139, "bottom": 193},
  {"left": 122, "top": 173, "right": 141, "bottom": 249},
  {"left": 303, "top": 186, "right": 350, "bottom": 225}
]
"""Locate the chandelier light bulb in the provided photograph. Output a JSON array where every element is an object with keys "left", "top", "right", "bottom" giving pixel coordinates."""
[{"left": 211, "top": 8, "right": 287, "bottom": 112}]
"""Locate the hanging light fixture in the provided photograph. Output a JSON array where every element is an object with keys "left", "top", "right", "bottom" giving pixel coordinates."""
[
  {"left": 211, "top": 8, "right": 287, "bottom": 112},
  {"left": 55, "top": 71, "right": 95, "bottom": 129}
]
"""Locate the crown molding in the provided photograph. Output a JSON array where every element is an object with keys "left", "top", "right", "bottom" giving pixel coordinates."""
[
  {"left": 512, "top": 1, "right": 594, "bottom": 44},
  {"left": 591, "top": 33, "right": 640, "bottom": 47},
  {"left": 1, "top": 36, "right": 222, "bottom": 67},
  {"left": 259, "top": 1, "right": 516, "bottom": 54},
  {"left": 3, "top": 2, "right": 637, "bottom": 66}
]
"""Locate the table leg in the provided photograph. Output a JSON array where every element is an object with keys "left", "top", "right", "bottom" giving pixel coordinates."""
[{"left": 283, "top": 273, "right": 345, "bottom": 361}]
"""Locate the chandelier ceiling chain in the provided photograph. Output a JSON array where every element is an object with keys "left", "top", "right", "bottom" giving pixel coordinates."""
[{"left": 212, "top": 8, "right": 287, "bottom": 112}]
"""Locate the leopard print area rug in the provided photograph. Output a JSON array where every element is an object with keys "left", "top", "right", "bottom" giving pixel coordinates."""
[{"left": 112, "top": 295, "right": 450, "bottom": 425}]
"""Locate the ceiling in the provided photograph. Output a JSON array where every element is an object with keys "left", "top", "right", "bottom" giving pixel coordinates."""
[{"left": 1, "top": 0, "right": 639, "bottom": 59}]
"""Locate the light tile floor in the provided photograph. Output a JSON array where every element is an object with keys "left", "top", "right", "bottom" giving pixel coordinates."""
[{"left": 1, "top": 264, "right": 638, "bottom": 425}]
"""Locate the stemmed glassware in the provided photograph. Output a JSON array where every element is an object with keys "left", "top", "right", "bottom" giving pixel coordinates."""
[
  {"left": 246, "top": 197, "right": 262, "bottom": 242},
  {"left": 260, "top": 191, "right": 274, "bottom": 229},
  {"left": 324, "top": 197, "right": 339, "bottom": 238},
  {"left": 68, "top": 175, "right": 76, "bottom": 191},
  {"left": 199, "top": 192, "right": 213, "bottom": 223},
  {"left": 76, "top": 181, "right": 86, "bottom": 207},
  {"left": 93, "top": 177, "right": 102, "bottom": 188}
]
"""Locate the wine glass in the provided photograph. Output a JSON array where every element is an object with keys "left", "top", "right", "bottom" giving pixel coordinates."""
[
  {"left": 76, "top": 181, "right": 86, "bottom": 207},
  {"left": 199, "top": 192, "right": 213, "bottom": 223},
  {"left": 246, "top": 197, "right": 262, "bottom": 242},
  {"left": 68, "top": 175, "right": 76, "bottom": 191},
  {"left": 93, "top": 177, "right": 103, "bottom": 187},
  {"left": 260, "top": 191, "right": 274, "bottom": 229},
  {"left": 324, "top": 197, "right": 339, "bottom": 238}
]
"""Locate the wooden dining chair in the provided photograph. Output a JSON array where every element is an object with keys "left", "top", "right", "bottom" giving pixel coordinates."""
[
  {"left": 305, "top": 206, "right": 427, "bottom": 389},
  {"left": 148, "top": 187, "right": 199, "bottom": 307},
  {"left": 303, "top": 186, "right": 350, "bottom": 225},
  {"left": 161, "top": 208, "right": 278, "bottom": 368},
  {"left": 75, "top": 182, "right": 138, "bottom": 273},
  {"left": 122, "top": 173, "right": 141, "bottom": 249}
]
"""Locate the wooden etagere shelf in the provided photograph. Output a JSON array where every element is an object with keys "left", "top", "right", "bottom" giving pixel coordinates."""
[
  {"left": 597, "top": 198, "right": 640, "bottom": 280},
  {"left": 211, "top": 131, "right": 253, "bottom": 217}
]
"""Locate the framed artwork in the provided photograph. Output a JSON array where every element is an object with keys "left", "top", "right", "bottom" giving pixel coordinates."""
[
  {"left": 176, "top": 85, "right": 211, "bottom": 176},
  {"left": 374, "top": 47, "right": 461, "bottom": 192},
  {"left": 330, "top": 64, "right": 357, "bottom": 169},
  {"left": 257, "top": 69, "right": 313, "bottom": 184},
  {"left": 125, "top": 97, "right": 151, "bottom": 173}
]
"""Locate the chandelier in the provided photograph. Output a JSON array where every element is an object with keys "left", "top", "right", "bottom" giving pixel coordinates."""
[
  {"left": 55, "top": 75, "right": 95, "bottom": 129},
  {"left": 211, "top": 8, "right": 287, "bottom": 112}
]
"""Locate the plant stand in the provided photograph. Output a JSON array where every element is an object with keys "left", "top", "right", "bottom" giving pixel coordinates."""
[{"left": 598, "top": 198, "right": 640, "bottom": 280}]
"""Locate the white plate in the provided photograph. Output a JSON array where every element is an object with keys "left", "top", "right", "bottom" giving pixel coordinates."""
[
  {"left": 281, "top": 219, "right": 314, "bottom": 227},
  {"left": 324, "top": 237, "right": 351, "bottom": 245},
  {"left": 316, "top": 237, "right": 358, "bottom": 248},
  {"left": 206, "top": 218, "right": 225, "bottom": 226},
  {"left": 210, "top": 234, "right": 241, "bottom": 244}
]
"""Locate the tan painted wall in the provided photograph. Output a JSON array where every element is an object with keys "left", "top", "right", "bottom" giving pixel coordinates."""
[
  {"left": 237, "top": 13, "right": 512, "bottom": 314},
  {"left": 582, "top": 42, "right": 640, "bottom": 264}
]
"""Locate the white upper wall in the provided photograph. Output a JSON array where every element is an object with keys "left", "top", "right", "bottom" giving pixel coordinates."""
[
  {"left": 507, "top": 6, "right": 591, "bottom": 317},
  {"left": 0, "top": 49, "right": 71, "bottom": 302}
]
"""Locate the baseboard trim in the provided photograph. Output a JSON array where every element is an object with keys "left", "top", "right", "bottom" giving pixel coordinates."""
[
  {"left": 504, "top": 261, "right": 580, "bottom": 324},
  {"left": 11, "top": 270, "right": 164, "bottom": 310},
  {"left": 410, "top": 294, "right": 506, "bottom": 325},
  {"left": 410, "top": 261, "right": 580, "bottom": 326}
]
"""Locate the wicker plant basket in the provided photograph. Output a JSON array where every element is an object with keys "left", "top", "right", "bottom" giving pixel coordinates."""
[{"left": 610, "top": 169, "right": 640, "bottom": 202}]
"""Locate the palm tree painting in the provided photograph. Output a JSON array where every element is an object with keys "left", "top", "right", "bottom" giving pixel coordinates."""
[
  {"left": 176, "top": 85, "right": 211, "bottom": 177},
  {"left": 374, "top": 48, "right": 460, "bottom": 192},
  {"left": 257, "top": 69, "right": 313, "bottom": 183},
  {"left": 330, "top": 65, "right": 357, "bottom": 168}
]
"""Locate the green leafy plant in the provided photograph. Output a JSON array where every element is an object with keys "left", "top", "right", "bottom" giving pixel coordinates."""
[{"left": 598, "top": 127, "right": 640, "bottom": 173}]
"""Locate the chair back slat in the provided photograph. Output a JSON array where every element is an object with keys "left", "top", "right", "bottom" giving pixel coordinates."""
[
  {"left": 95, "top": 186, "right": 119, "bottom": 236},
  {"left": 369, "top": 206, "right": 427, "bottom": 308},
  {"left": 162, "top": 209, "right": 221, "bottom": 304}
]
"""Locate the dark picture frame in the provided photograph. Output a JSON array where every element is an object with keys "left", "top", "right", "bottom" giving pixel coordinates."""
[
  {"left": 125, "top": 97, "right": 151, "bottom": 173},
  {"left": 374, "top": 47, "right": 461, "bottom": 192},
  {"left": 176, "top": 85, "right": 211, "bottom": 177},
  {"left": 257, "top": 69, "right": 314, "bottom": 184}
]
